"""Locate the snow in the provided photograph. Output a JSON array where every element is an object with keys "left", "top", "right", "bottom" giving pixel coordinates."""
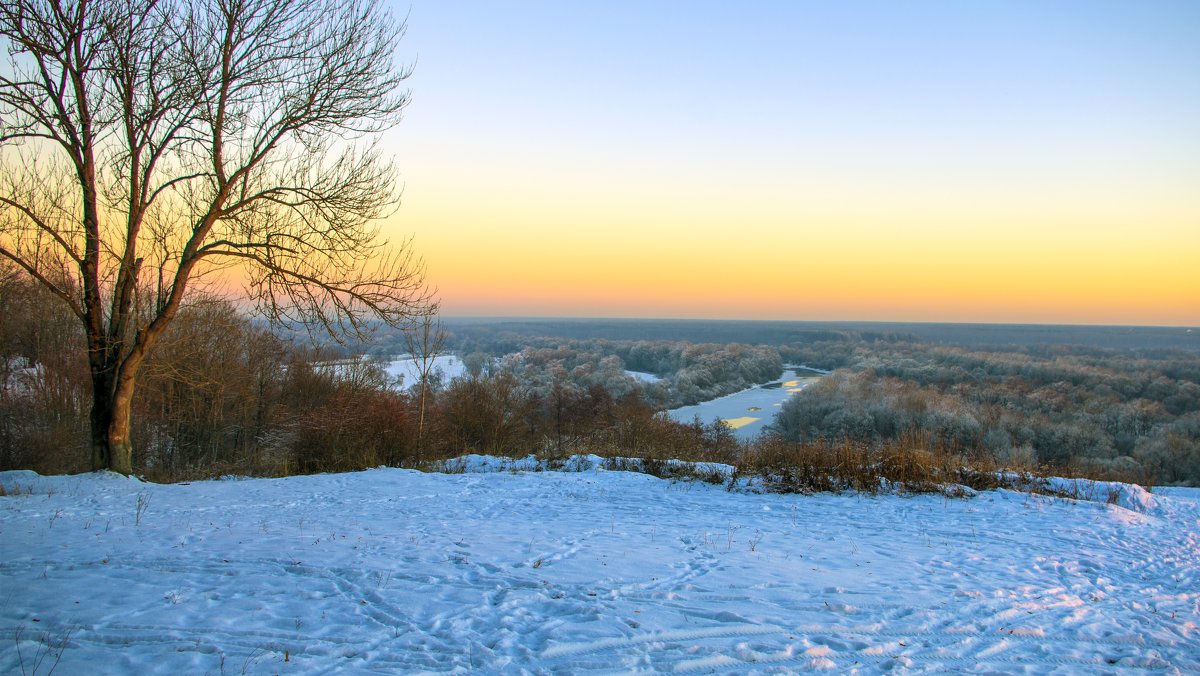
[
  {"left": 2, "top": 465, "right": 1198, "bottom": 674},
  {"left": 624, "top": 370, "right": 663, "bottom": 384},
  {"left": 1, "top": 357, "right": 40, "bottom": 397},
  {"left": 786, "top": 364, "right": 832, "bottom": 376},
  {"left": 385, "top": 355, "right": 465, "bottom": 387}
]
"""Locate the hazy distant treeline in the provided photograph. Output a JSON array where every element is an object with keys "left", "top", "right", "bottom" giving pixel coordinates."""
[{"left": 384, "top": 317, "right": 1200, "bottom": 353}]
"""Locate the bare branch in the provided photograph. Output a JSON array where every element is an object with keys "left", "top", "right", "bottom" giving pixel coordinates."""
[
  {"left": 0, "top": 194, "right": 84, "bottom": 264},
  {"left": 0, "top": 244, "right": 84, "bottom": 319}
]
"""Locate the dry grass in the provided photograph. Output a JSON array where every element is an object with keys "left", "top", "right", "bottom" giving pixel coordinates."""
[
  {"left": 112, "top": 413, "right": 1152, "bottom": 502},
  {"left": 736, "top": 436, "right": 1012, "bottom": 496}
]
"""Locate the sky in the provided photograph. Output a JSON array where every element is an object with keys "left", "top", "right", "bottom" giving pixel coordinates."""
[{"left": 379, "top": 1, "right": 1200, "bottom": 326}]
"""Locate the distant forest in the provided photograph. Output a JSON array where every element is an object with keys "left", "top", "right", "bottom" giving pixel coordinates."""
[
  {"left": 775, "top": 338, "right": 1199, "bottom": 484},
  {"left": 389, "top": 318, "right": 1200, "bottom": 485},
  {"left": 416, "top": 317, "right": 1199, "bottom": 353},
  {"left": 4, "top": 275, "right": 1198, "bottom": 485}
]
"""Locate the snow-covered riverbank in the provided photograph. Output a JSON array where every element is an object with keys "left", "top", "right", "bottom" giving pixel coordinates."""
[{"left": 2, "top": 464, "right": 1197, "bottom": 673}]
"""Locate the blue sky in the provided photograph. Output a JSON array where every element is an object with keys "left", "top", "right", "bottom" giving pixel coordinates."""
[{"left": 379, "top": 1, "right": 1200, "bottom": 324}]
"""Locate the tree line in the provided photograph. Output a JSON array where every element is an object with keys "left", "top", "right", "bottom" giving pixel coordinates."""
[
  {"left": 774, "top": 337, "right": 1200, "bottom": 484},
  {"left": 451, "top": 335, "right": 783, "bottom": 408},
  {"left": 1, "top": 273, "right": 744, "bottom": 478}
]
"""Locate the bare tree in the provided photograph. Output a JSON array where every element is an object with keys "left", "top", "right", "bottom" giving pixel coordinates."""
[
  {"left": 0, "top": 0, "right": 432, "bottom": 474},
  {"left": 403, "top": 312, "right": 445, "bottom": 458}
]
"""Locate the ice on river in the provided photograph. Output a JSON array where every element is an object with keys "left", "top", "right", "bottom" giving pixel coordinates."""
[
  {"left": 1, "top": 462, "right": 1198, "bottom": 674},
  {"left": 668, "top": 369, "right": 821, "bottom": 439}
]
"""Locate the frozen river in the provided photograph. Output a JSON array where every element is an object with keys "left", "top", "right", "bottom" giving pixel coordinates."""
[
  {"left": 667, "top": 368, "right": 823, "bottom": 439},
  {"left": 381, "top": 356, "right": 821, "bottom": 440},
  {"left": 385, "top": 355, "right": 466, "bottom": 387}
]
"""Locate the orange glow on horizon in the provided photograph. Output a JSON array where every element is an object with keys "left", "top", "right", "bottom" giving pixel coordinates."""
[{"left": 386, "top": 192, "right": 1199, "bottom": 326}]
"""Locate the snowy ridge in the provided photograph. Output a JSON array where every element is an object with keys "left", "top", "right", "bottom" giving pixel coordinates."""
[
  {"left": 437, "top": 453, "right": 736, "bottom": 485},
  {"left": 2, "top": 464, "right": 1197, "bottom": 673},
  {"left": 434, "top": 454, "right": 1176, "bottom": 516}
]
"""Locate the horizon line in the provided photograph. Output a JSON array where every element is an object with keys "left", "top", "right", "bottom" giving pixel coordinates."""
[{"left": 433, "top": 315, "right": 1199, "bottom": 331}]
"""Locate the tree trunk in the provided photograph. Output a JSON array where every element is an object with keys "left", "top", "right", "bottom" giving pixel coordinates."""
[
  {"left": 416, "top": 383, "right": 426, "bottom": 459},
  {"left": 89, "top": 375, "right": 113, "bottom": 471},
  {"left": 107, "top": 386, "right": 135, "bottom": 475},
  {"left": 89, "top": 369, "right": 135, "bottom": 475}
]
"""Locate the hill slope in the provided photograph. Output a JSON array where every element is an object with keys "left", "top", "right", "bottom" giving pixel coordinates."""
[{"left": 2, "top": 464, "right": 1197, "bottom": 673}]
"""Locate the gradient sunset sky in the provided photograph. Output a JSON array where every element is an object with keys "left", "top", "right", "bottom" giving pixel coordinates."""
[{"left": 380, "top": 1, "right": 1199, "bottom": 326}]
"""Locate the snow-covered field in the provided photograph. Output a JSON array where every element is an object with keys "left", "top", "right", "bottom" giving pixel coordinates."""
[{"left": 2, "top": 462, "right": 1197, "bottom": 674}]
